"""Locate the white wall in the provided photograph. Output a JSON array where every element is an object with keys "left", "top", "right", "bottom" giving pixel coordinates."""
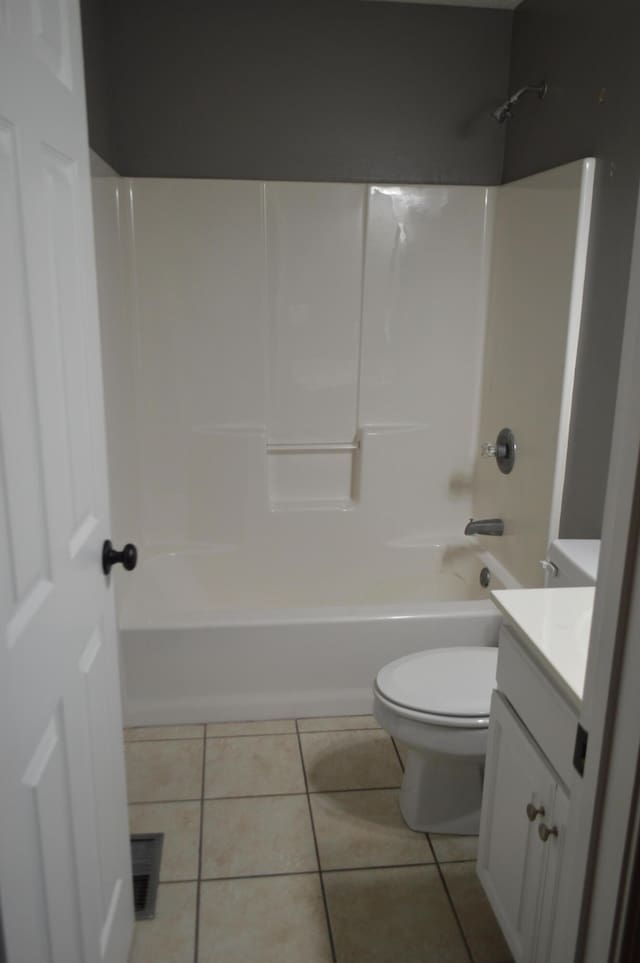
[
  {"left": 472, "top": 159, "right": 595, "bottom": 587},
  {"left": 93, "top": 178, "right": 494, "bottom": 562}
]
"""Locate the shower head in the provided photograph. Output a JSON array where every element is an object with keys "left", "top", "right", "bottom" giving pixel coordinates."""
[
  {"left": 492, "top": 102, "right": 513, "bottom": 124},
  {"left": 492, "top": 81, "right": 548, "bottom": 124}
]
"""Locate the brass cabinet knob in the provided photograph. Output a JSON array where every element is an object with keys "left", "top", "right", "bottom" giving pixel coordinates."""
[
  {"left": 526, "top": 803, "right": 545, "bottom": 822},
  {"left": 538, "top": 823, "right": 559, "bottom": 842}
]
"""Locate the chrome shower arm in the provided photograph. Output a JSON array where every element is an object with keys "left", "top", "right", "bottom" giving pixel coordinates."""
[{"left": 492, "top": 81, "right": 548, "bottom": 123}]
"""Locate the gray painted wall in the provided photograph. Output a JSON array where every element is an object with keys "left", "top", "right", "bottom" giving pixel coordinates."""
[
  {"left": 80, "top": 0, "right": 116, "bottom": 168},
  {"left": 503, "top": 0, "right": 640, "bottom": 537},
  {"left": 104, "top": 0, "right": 511, "bottom": 184}
]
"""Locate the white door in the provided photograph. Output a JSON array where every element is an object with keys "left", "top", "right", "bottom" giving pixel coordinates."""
[{"left": 0, "top": 2, "right": 134, "bottom": 962}]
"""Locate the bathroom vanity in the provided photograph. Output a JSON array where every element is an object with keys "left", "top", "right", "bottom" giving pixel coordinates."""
[{"left": 477, "top": 587, "right": 594, "bottom": 963}]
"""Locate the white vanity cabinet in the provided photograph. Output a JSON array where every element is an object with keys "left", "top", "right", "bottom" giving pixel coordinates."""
[
  {"left": 477, "top": 690, "right": 569, "bottom": 963},
  {"left": 478, "top": 608, "right": 586, "bottom": 963}
]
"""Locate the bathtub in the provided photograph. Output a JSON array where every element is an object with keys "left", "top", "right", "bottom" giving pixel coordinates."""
[{"left": 118, "top": 540, "right": 516, "bottom": 725}]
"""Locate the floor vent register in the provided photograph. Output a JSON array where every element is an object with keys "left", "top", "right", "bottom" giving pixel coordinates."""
[{"left": 130, "top": 833, "right": 164, "bottom": 921}]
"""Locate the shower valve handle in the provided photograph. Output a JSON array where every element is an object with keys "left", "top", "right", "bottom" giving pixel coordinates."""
[
  {"left": 102, "top": 539, "right": 138, "bottom": 576},
  {"left": 480, "top": 428, "right": 516, "bottom": 475}
]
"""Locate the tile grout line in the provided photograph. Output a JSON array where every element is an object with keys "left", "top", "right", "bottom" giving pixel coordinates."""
[
  {"left": 320, "top": 860, "right": 439, "bottom": 876},
  {"left": 128, "top": 798, "right": 206, "bottom": 807},
  {"left": 128, "top": 783, "right": 407, "bottom": 807},
  {"left": 424, "top": 832, "right": 437, "bottom": 865},
  {"left": 147, "top": 878, "right": 198, "bottom": 886},
  {"left": 205, "top": 731, "right": 295, "bottom": 739},
  {"left": 295, "top": 720, "right": 338, "bottom": 963},
  {"left": 296, "top": 727, "right": 381, "bottom": 734},
  {"left": 428, "top": 850, "right": 480, "bottom": 867},
  {"left": 126, "top": 739, "right": 203, "bottom": 746},
  {"left": 434, "top": 859, "right": 475, "bottom": 963},
  {"left": 193, "top": 738, "right": 207, "bottom": 963},
  {"left": 108, "top": 852, "right": 463, "bottom": 890},
  {"left": 432, "top": 856, "right": 478, "bottom": 865},
  {"left": 125, "top": 723, "right": 381, "bottom": 744},
  {"left": 199, "top": 859, "right": 441, "bottom": 884},
  {"left": 130, "top": 791, "right": 308, "bottom": 806},
  {"left": 310, "top": 784, "right": 401, "bottom": 795},
  {"left": 391, "top": 737, "right": 405, "bottom": 773},
  {"left": 207, "top": 726, "right": 380, "bottom": 738}
]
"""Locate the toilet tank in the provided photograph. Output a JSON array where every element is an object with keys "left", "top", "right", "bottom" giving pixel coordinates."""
[{"left": 544, "top": 539, "right": 601, "bottom": 587}]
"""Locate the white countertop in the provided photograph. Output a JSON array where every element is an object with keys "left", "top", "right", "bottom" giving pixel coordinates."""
[{"left": 491, "top": 587, "right": 595, "bottom": 704}]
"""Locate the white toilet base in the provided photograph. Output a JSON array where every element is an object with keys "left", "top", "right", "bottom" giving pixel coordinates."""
[{"left": 400, "top": 748, "right": 484, "bottom": 835}]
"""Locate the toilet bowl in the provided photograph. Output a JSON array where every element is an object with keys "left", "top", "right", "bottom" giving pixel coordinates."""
[{"left": 373, "top": 646, "right": 498, "bottom": 835}]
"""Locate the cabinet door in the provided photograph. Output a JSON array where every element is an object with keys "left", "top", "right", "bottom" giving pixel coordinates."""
[
  {"left": 536, "top": 781, "right": 570, "bottom": 963},
  {"left": 477, "top": 691, "right": 556, "bottom": 963}
]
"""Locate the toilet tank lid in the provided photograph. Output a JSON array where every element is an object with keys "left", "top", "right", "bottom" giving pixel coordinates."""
[
  {"left": 375, "top": 647, "right": 497, "bottom": 718},
  {"left": 548, "top": 539, "right": 601, "bottom": 586}
]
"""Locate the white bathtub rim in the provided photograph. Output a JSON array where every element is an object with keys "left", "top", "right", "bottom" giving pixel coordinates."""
[{"left": 120, "top": 597, "right": 497, "bottom": 631}]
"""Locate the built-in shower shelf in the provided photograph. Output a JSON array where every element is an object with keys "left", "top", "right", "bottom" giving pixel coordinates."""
[
  {"left": 267, "top": 441, "right": 360, "bottom": 454},
  {"left": 267, "top": 436, "right": 360, "bottom": 507}
]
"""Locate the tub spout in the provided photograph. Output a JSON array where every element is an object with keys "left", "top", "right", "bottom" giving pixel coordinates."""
[{"left": 464, "top": 518, "right": 504, "bottom": 536}]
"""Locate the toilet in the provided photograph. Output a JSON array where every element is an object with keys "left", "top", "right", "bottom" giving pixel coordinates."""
[
  {"left": 374, "top": 646, "right": 497, "bottom": 834},
  {"left": 373, "top": 538, "right": 601, "bottom": 835}
]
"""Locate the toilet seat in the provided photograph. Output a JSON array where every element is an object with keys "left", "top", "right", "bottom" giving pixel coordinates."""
[
  {"left": 375, "top": 646, "right": 497, "bottom": 727},
  {"left": 374, "top": 686, "right": 490, "bottom": 729}
]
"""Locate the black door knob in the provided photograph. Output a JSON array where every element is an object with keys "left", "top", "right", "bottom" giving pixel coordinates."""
[{"left": 102, "top": 540, "right": 138, "bottom": 576}]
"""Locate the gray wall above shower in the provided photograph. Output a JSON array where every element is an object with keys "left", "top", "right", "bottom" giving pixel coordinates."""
[
  {"left": 80, "top": 0, "right": 512, "bottom": 185},
  {"left": 80, "top": 0, "right": 115, "bottom": 167},
  {"left": 503, "top": 0, "right": 640, "bottom": 538}
]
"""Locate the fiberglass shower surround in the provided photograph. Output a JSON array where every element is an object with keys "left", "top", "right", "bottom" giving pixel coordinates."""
[
  {"left": 92, "top": 161, "right": 595, "bottom": 723},
  {"left": 101, "top": 179, "right": 493, "bottom": 547}
]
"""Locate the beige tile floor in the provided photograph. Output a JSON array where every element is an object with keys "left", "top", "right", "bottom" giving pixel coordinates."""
[{"left": 125, "top": 715, "right": 512, "bottom": 963}]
